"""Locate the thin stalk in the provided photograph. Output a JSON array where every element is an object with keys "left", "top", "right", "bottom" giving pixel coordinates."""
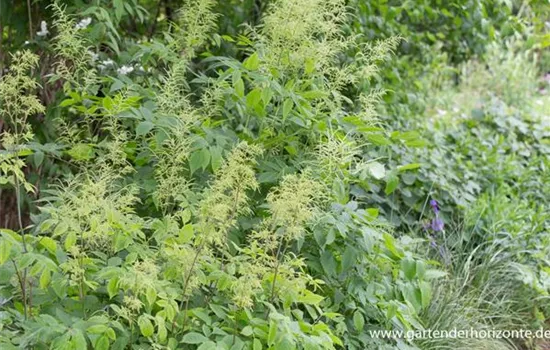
[
  {"left": 27, "top": 0, "right": 33, "bottom": 40},
  {"left": 11, "top": 259, "right": 27, "bottom": 319}
]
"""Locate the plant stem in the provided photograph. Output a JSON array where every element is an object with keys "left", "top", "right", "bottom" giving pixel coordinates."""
[{"left": 11, "top": 259, "right": 27, "bottom": 319}]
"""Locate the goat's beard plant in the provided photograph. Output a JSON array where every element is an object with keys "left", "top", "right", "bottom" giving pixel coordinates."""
[{"left": 0, "top": 0, "right": 422, "bottom": 349}]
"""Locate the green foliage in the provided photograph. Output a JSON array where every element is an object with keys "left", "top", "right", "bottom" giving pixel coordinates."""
[{"left": 0, "top": 1, "right": 549, "bottom": 350}]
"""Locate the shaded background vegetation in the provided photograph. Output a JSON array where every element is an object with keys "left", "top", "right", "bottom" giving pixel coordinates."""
[{"left": 1, "top": 0, "right": 549, "bottom": 349}]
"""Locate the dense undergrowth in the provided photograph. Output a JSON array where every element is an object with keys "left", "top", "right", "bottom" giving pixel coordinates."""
[{"left": 0, "top": 1, "right": 549, "bottom": 349}]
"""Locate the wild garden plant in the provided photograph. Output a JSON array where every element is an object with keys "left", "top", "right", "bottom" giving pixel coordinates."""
[{"left": 1, "top": 1, "right": 549, "bottom": 350}]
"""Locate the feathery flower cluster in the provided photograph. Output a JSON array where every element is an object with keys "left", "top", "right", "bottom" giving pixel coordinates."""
[{"left": 198, "top": 142, "right": 263, "bottom": 246}]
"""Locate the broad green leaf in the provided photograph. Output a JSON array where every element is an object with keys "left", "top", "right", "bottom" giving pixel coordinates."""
[
  {"left": 189, "top": 148, "right": 210, "bottom": 174},
  {"left": 367, "top": 133, "right": 391, "bottom": 146},
  {"left": 138, "top": 316, "right": 154, "bottom": 337},
  {"left": 320, "top": 250, "right": 337, "bottom": 276},
  {"left": 268, "top": 321, "right": 277, "bottom": 345},
  {"left": 297, "top": 290, "right": 324, "bottom": 305},
  {"left": 0, "top": 239, "right": 12, "bottom": 265},
  {"left": 87, "top": 324, "right": 109, "bottom": 334},
  {"left": 94, "top": 335, "right": 110, "bottom": 350},
  {"left": 385, "top": 171, "right": 399, "bottom": 195},
  {"left": 367, "top": 162, "right": 386, "bottom": 179},
  {"left": 64, "top": 231, "right": 77, "bottom": 250},
  {"left": 67, "top": 144, "right": 94, "bottom": 161},
  {"left": 39, "top": 269, "right": 51, "bottom": 288},
  {"left": 420, "top": 281, "right": 432, "bottom": 308},
  {"left": 234, "top": 78, "right": 245, "bottom": 98},
  {"left": 282, "top": 99, "right": 293, "bottom": 120},
  {"left": 179, "top": 224, "right": 194, "bottom": 243},
  {"left": 401, "top": 257, "right": 416, "bottom": 281},
  {"left": 136, "top": 121, "right": 154, "bottom": 136},
  {"left": 181, "top": 332, "right": 208, "bottom": 344},
  {"left": 243, "top": 52, "right": 260, "bottom": 70},
  {"left": 246, "top": 88, "right": 263, "bottom": 110},
  {"left": 353, "top": 311, "right": 365, "bottom": 331},
  {"left": 253, "top": 339, "right": 262, "bottom": 350}
]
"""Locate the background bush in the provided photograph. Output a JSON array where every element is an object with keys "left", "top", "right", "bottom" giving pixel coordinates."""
[{"left": 0, "top": 1, "right": 549, "bottom": 349}]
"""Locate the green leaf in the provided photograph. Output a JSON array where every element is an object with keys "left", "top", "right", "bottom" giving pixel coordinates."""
[
  {"left": 87, "top": 324, "right": 109, "bottom": 334},
  {"left": 138, "top": 316, "right": 154, "bottom": 337},
  {"left": 181, "top": 332, "right": 209, "bottom": 344},
  {"left": 298, "top": 290, "right": 324, "bottom": 305},
  {"left": 53, "top": 221, "right": 68, "bottom": 236},
  {"left": 281, "top": 98, "right": 293, "bottom": 121},
  {"left": 136, "top": 121, "right": 154, "bottom": 137},
  {"left": 401, "top": 257, "right": 416, "bottom": 281},
  {"left": 353, "top": 311, "right": 365, "bottom": 331},
  {"left": 189, "top": 148, "right": 210, "bottom": 175},
  {"left": 268, "top": 321, "right": 277, "bottom": 345},
  {"left": 107, "top": 277, "right": 119, "bottom": 299},
  {"left": 367, "top": 133, "right": 391, "bottom": 146},
  {"left": 341, "top": 245, "right": 356, "bottom": 272},
  {"left": 367, "top": 162, "right": 386, "bottom": 180},
  {"left": 234, "top": 78, "right": 245, "bottom": 98},
  {"left": 94, "top": 335, "right": 110, "bottom": 350},
  {"left": 0, "top": 239, "right": 12, "bottom": 265},
  {"left": 179, "top": 224, "right": 194, "bottom": 243},
  {"left": 420, "top": 281, "right": 432, "bottom": 308},
  {"left": 385, "top": 171, "right": 399, "bottom": 195},
  {"left": 39, "top": 269, "right": 51, "bottom": 288},
  {"left": 146, "top": 287, "right": 157, "bottom": 305},
  {"left": 320, "top": 250, "right": 337, "bottom": 276},
  {"left": 33, "top": 151, "right": 45, "bottom": 168},
  {"left": 301, "top": 90, "right": 327, "bottom": 99},
  {"left": 397, "top": 163, "right": 421, "bottom": 171},
  {"left": 67, "top": 144, "right": 94, "bottom": 161},
  {"left": 243, "top": 52, "right": 260, "bottom": 70},
  {"left": 64, "top": 231, "right": 77, "bottom": 250},
  {"left": 197, "top": 341, "right": 216, "bottom": 350},
  {"left": 246, "top": 88, "right": 263, "bottom": 110},
  {"left": 241, "top": 326, "right": 254, "bottom": 337},
  {"left": 253, "top": 339, "right": 262, "bottom": 350},
  {"left": 209, "top": 146, "right": 223, "bottom": 172}
]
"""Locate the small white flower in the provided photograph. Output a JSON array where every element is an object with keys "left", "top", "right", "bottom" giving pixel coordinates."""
[
  {"left": 437, "top": 109, "right": 447, "bottom": 116},
  {"left": 117, "top": 65, "right": 134, "bottom": 75},
  {"left": 101, "top": 59, "right": 114, "bottom": 66},
  {"left": 24, "top": 41, "right": 30, "bottom": 45},
  {"left": 75, "top": 17, "right": 92, "bottom": 30},
  {"left": 88, "top": 50, "right": 99, "bottom": 62},
  {"left": 36, "top": 21, "right": 49, "bottom": 37}
]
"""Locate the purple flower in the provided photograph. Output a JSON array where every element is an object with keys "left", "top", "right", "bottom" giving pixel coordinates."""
[
  {"left": 431, "top": 217, "right": 444, "bottom": 232},
  {"left": 429, "top": 199, "right": 440, "bottom": 214}
]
